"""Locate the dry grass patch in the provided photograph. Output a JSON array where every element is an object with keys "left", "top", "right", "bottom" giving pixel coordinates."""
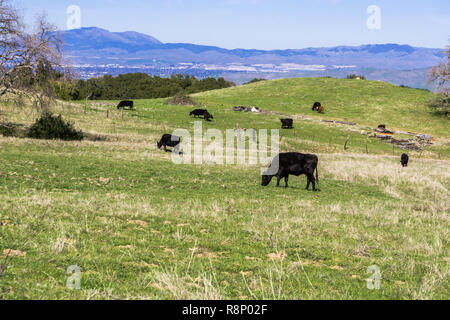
[{"left": 152, "top": 271, "right": 223, "bottom": 300}]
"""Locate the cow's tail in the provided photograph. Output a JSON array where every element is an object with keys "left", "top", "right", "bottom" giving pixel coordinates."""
[{"left": 315, "top": 165, "right": 320, "bottom": 187}]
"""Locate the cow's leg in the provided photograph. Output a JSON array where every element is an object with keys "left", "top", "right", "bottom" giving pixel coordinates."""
[
  {"left": 284, "top": 175, "right": 289, "bottom": 188},
  {"left": 308, "top": 173, "right": 317, "bottom": 191},
  {"left": 306, "top": 178, "right": 311, "bottom": 190},
  {"left": 164, "top": 145, "right": 168, "bottom": 152},
  {"left": 276, "top": 176, "right": 281, "bottom": 187}
]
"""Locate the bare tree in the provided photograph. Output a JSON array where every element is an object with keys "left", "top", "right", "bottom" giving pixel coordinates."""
[
  {"left": 0, "top": 0, "right": 22, "bottom": 74},
  {"left": 429, "top": 41, "right": 450, "bottom": 94},
  {"left": 0, "top": 0, "right": 66, "bottom": 111},
  {"left": 428, "top": 41, "right": 450, "bottom": 115}
]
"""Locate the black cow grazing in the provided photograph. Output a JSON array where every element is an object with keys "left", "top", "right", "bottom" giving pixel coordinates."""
[
  {"left": 158, "top": 134, "right": 181, "bottom": 153},
  {"left": 190, "top": 109, "right": 214, "bottom": 121},
  {"left": 281, "top": 119, "right": 294, "bottom": 129},
  {"left": 401, "top": 153, "right": 409, "bottom": 167},
  {"left": 312, "top": 102, "right": 322, "bottom": 111},
  {"left": 262, "top": 152, "right": 320, "bottom": 191},
  {"left": 117, "top": 100, "right": 134, "bottom": 110}
]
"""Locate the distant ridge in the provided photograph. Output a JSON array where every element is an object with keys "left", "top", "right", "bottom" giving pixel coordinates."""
[
  {"left": 60, "top": 27, "right": 444, "bottom": 89},
  {"left": 63, "top": 27, "right": 162, "bottom": 51},
  {"left": 62, "top": 27, "right": 444, "bottom": 69}
]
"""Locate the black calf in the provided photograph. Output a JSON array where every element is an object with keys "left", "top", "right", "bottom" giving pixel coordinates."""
[
  {"left": 401, "top": 154, "right": 409, "bottom": 167},
  {"left": 281, "top": 119, "right": 294, "bottom": 129}
]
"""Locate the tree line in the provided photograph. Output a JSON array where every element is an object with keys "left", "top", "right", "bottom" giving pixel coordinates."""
[{"left": 53, "top": 73, "right": 235, "bottom": 101}]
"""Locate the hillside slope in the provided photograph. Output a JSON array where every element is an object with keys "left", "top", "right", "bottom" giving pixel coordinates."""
[
  {"left": 0, "top": 96, "right": 449, "bottom": 299},
  {"left": 195, "top": 78, "right": 448, "bottom": 137}
]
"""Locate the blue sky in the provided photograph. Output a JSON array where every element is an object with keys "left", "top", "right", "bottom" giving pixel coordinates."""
[{"left": 14, "top": 0, "right": 450, "bottom": 49}]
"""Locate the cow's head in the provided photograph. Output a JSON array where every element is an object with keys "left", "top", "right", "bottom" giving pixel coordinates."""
[
  {"left": 261, "top": 175, "right": 273, "bottom": 187},
  {"left": 157, "top": 140, "right": 162, "bottom": 149}
]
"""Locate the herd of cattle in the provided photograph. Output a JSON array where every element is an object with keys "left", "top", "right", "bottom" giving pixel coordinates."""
[{"left": 116, "top": 100, "right": 410, "bottom": 191}]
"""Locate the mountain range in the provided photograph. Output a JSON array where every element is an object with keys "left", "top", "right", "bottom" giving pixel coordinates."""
[{"left": 61, "top": 27, "right": 445, "bottom": 89}]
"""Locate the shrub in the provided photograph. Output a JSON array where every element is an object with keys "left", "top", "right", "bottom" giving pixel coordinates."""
[
  {"left": 0, "top": 123, "right": 17, "bottom": 137},
  {"left": 165, "top": 92, "right": 196, "bottom": 106},
  {"left": 0, "top": 123, "right": 27, "bottom": 138},
  {"left": 244, "top": 78, "right": 267, "bottom": 85},
  {"left": 27, "top": 112, "right": 84, "bottom": 141},
  {"left": 428, "top": 93, "right": 449, "bottom": 116},
  {"left": 347, "top": 74, "right": 366, "bottom": 80}
]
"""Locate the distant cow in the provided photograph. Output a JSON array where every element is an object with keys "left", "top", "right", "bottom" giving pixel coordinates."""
[
  {"left": 312, "top": 102, "right": 322, "bottom": 111},
  {"left": 158, "top": 134, "right": 181, "bottom": 153},
  {"left": 401, "top": 153, "right": 409, "bottom": 167},
  {"left": 190, "top": 109, "right": 214, "bottom": 121},
  {"left": 281, "top": 119, "right": 294, "bottom": 129},
  {"left": 317, "top": 106, "right": 325, "bottom": 114},
  {"left": 117, "top": 100, "right": 134, "bottom": 110},
  {"left": 262, "top": 152, "right": 320, "bottom": 191}
]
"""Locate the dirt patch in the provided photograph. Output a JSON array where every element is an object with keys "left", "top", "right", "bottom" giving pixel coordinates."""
[
  {"left": 190, "top": 247, "right": 218, "bottom": 259},
  {"left": 267, "top": 251, "right": 287, "bottom": 260},
  {"left": 117, "top": 245, "right": 134, "bottom": 250},
  {"left": 127, "top": 219, "right": 148, "bottom": 227},
  {"left": 370, "top": 134, "right": 426, "bottom": 151},
  {"left": 3, "top": 249, "right": 26, "bottom": 257},
  {"left": 369, "top": 125, "right": 434, "bottom": 150},
  {"left": 322, "top": 120, "right": 357, "bottom": 126}
]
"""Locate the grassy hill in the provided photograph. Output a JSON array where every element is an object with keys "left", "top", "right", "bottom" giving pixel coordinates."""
[
  {"left": 195, "top": 77, "right": 449, "bottom": 137},
  {"left": 0, "top": 78, "right": 448, "bottom": 300}
]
